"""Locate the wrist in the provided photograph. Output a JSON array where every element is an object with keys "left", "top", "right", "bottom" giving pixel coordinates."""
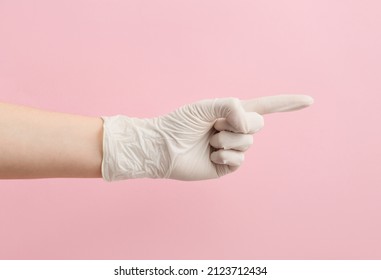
[{"left": 101, "top": 115, "right": 171, "bottom": 181}]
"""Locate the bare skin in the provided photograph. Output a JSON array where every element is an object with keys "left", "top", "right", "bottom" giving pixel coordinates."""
[{"left": 0, "top": 103, "right": 103, "bottom": 179}]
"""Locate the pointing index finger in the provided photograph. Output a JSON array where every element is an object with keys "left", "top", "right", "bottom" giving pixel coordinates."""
[{"left": 241, "top": 94, "right": 314, "bottom": 115}]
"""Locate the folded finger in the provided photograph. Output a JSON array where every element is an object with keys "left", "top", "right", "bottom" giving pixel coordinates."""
[
  {"left": 210, "top": 131, "right": 253, "bottom": 151},
  {"left": 214, "top": 112, "right": 264, "bottom": 134},
  {"left": 210, "top": 150, "right": 245, "bottom": 167}
]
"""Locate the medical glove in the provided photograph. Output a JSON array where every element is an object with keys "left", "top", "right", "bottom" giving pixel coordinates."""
[{"left": 101, "top": 95, "right": 313, "bottom": 181}]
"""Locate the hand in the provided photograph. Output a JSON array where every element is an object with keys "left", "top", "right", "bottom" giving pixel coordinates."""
[{"left": 101, "top": 95, "right": 313, "bottom": 181}]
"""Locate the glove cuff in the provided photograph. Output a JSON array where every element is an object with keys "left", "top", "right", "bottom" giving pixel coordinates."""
[{"left": 101, "top": 115, "right": 171, "bottom": 181}]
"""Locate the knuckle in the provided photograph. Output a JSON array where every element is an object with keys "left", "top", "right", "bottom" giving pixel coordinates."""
[
  {"left": 251, "top": 113, "right": 264, "bottom": 132},
  {"left": 240, "top": 153, "right": 245, "bottom": 163},
  {"left": 247, "top": 135, "right": 254, "bottom": 145},
  {"left": 253, "top": 112, "right": 264, "bottom": 127},
  {"left": 228, "top": 97, "right": 240, "bottom": 105},
  {"left": 226, "top": 97, "right": 241, "bottom": 111},
  {"left": 258, "top": 114, "right": 265, "bottom": 128},
  {"left": 238, "top": 135, "right": 253, "bottom": 151}
]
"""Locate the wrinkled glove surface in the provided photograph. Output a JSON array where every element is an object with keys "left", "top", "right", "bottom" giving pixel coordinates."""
[{"left": 101, "top": 95, "right": 313, "bottom": 181}]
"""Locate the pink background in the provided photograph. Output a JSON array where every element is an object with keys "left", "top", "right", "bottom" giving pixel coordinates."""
[{"left": 1, "top": 0, "right": 380, "bottom": 259}]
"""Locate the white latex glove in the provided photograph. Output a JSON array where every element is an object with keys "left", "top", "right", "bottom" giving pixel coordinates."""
[{"left": 101, "top": 95, "right": 313, "bottom": 181}]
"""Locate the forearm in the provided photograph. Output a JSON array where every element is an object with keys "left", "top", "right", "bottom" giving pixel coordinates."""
[{"left": 0, "top": 103, "right": 103, "bottom": 179}]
